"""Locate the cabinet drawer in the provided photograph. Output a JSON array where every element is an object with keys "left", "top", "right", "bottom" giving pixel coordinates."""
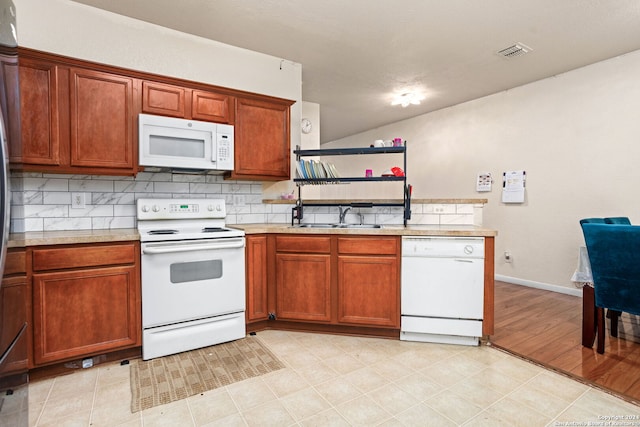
[
  {"left": 275, "top": 235, "right": 331, "bottom": 253},
  {"left": 338, "top": 237, "right": 398, "bottom": 255},
  {"left": 33, "top": 242, "right": 137, "bottom": 271},
  {"left": 4, "top": 249, "right": 26, "bottom": 275}
]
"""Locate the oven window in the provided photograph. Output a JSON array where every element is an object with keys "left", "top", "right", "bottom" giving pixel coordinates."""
[{"left": 170, "top": 260, "right": 222, "bottom": 283}]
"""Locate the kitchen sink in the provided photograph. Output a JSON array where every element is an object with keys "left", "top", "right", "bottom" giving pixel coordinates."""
[{"left": 293, "top": 223, "right": 382, "bottom": 229}]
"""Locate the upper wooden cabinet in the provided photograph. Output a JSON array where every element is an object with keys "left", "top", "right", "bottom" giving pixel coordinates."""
[
  {"left": 230, "top": 96, "right": 294, "bottom": 181},
  {"left": 69, "top": 68, "right": 135, "bottom": 170},
  {"left": 142, "top": 81, "right": 234, "bottom": 124},
  {"left": 5, "top": 56, "right": 59, "bottom": 166},
  {"left": 11, "top": 51, "right": 138, "bottom": 175},
  {"left": 10, "top": 48, "right": 295, "bottom": 179}
]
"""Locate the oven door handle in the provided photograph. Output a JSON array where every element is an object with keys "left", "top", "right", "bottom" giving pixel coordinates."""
[{"left": 142, "top": 239, "right": 245, "bottom": 254}]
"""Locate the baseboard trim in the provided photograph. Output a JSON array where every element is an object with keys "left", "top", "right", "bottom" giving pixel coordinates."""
[{"left": 495, "top": 274, "right": 582, "bottom": 297}]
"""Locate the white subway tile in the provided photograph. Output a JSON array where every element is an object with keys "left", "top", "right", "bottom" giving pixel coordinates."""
[
  {"left": 92, "top": 193, "right": 135, "bottom": 205},
  {"left": 24, "top": 205, "right": 68, "bottom": 218},
  {"left": 115, "top": 181, "right": 154, "bottom": 193},
  {"left": 44, "top": 217, "right": 91, "bottom": 231},
  {"left": 22, "top": 177, "right": 69, "bottom": 192},
  {"left": 24, "top": 218, "right": 44, "bottom": 232},
  {"left": 43, "top": 192, "right": 71, "bottom": 204},
  {"left": 189, "top": 183, "right": 223, "bottom": 194},
  {"left": 69, "top": 205, "right": 114, "bottom": 218},
  {"left": 92, "top": 217, "right": 135, "bottom": 229},
  {"left": 154, "top": 182, "right": 190, "bottom": 193},
  {"left": 68, "top": 179, "right": 114, "bottom": 192}
]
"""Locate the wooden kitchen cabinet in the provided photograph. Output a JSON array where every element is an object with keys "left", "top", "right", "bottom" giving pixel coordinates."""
[
  {"left": 275, "top": 236, "right": 332, "bottom": 322},
  {"left": 269, "top": 234, "right": 400, "bottom": 330},
  {"left": 246, "top": 235, "right": 269, "bottom": 322},
  {"left": 0, "top": 249, "right": 30, "bottom": 374},
  {"left": 10, "top": 49, "right": 138, "bottom": 175},
  {"left": 69, "top": 68, "right": 135, "bottom": 170},
  {"left": 31, "top": 242, "right": 141, "bottom": 366},
  {"left": 337, "top": 237, "right": 400, "bottom": 328},
  {"left": 142, "top": 80, "right": 234, "bottom": 124},
  {"left": 13, "top": 57, "right": 60, "bottom": 166},
  {"left": 230, "top": 96, "right": 294, "bottom": 181}
]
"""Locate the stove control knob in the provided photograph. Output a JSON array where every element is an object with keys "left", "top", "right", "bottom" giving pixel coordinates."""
[
  {"left": 141, "top": 205, "right": 149, "bottom": 213},
  {"left": 216, "top": 204, "right": 222, "bottom": 211},
  {"left": 207, "top": 205, "right": 214, "bottom": 211},
  {"left": 152, "top": 205, "right": 160, "bottom": 212}
]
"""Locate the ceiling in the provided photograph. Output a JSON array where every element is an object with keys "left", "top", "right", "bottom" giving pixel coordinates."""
[{"left": 72, "top": 0, "right": 640, "bottom": 143}]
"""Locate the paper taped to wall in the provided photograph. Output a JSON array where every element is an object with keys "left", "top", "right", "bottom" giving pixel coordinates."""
[{"left": 502, "top": 170, "right": 526, "bottom": 203}]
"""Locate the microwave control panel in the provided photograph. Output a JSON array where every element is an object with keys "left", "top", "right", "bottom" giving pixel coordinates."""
[{"left": 215, "top": 126, "right": 234, "bottom": 170}]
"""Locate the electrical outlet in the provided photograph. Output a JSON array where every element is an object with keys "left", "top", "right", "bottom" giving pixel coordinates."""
[
  {"left": 504, "top": 251, "right": 512, "bottom": 263},
  {"left": 71, "top": 192, "right": 86, "bottom": 209},
  {"left": 233, "top": 195, "right": 246, "bottom": 206}
]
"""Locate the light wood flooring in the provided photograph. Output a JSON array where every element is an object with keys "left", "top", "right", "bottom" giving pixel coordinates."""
[{"left": 491, "top": 281, "right": 640, "bottom": 405}]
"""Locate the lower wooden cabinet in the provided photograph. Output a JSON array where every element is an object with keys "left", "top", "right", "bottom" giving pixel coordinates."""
[
  {"left": 0, "top": 249, "right": 29, "bottom": 375},
  {"left": 276, "top": 253, "right": 332, "bottom": 322},
  {"left": 260, "top": 234, "right": 401, "bottom": 329},
  {"left": 245, "top": 235, "right": 269, "bottom": 322},
  {"left": 31, "top": 242, "right": 141, "bottom": 366},
  {"left": 337, "top": 237, "right": 400, "bottom": 327}
]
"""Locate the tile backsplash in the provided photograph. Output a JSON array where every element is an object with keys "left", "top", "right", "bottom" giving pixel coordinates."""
[{"left": 9, "top": 171, "right": 482, "bottom": 233}]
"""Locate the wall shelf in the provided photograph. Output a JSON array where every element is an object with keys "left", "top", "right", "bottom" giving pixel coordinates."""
[{"left": 292, "top": 144, "right": 411, "bottom": 226}]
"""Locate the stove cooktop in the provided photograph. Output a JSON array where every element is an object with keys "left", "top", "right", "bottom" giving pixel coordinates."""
[{"left": 136, "top": 198, "right": 245, "bottom": 242}]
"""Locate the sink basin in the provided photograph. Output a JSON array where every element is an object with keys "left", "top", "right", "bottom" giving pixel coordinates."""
[{"left": 293, "top": 223, "right": 382, "bottom": 229}]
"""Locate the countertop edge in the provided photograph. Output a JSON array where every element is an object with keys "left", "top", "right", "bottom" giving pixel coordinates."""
[
  {"left": 263, "top": 198, "right": 488, "bottom": 205},
  {"left": 8, "top": 224, "right": 497, "bottom": 247},
  {"left": 8, "top": 229, "right": 141, "bottom": 248},
  {"left": 232, "top": 223, "right": 497, "bottom": 237}
]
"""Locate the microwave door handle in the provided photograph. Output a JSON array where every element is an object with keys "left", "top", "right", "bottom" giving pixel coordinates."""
[{"left": 143, "top": 240, "right": 245, "bottom": 254}]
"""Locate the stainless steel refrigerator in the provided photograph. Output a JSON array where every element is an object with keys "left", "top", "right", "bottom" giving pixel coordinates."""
[{"left": 0, "top": 1, "right": 27, "bottom": 425}]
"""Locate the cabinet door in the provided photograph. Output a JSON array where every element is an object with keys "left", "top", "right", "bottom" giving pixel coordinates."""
[
  {"left": 0, "top": 276, "right": 29, "bottom": 374},
  {"left": 142, "top": 81, "right": 186, "bottom": 118},
  {"left": 69, "top": 68, "right": 135, "bottom": 170},
  {"left": 232, "top": 97, "right": 292, "bottom": 181},
  {"left": 337, "top": 255, "right": 400, "bottom": 327},
  {"left": 276, "top": 253, "right": 331, "bottom": 322},
  {"left": 32, "top": 265, "right": 140, "bottom": 366},
  {"left": 246, "top": 235, "right": 268, "bottom": 322},
  {"left": 191, "top": 90, "right": 233, "bottom": 123},
  {"left": 16, "top": 58, "right": 60, "bottom": 165}
]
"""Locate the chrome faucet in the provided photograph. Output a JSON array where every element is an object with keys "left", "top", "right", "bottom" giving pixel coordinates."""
[{"left": 339, "top": 206, "right": 351, "bottom": 224}]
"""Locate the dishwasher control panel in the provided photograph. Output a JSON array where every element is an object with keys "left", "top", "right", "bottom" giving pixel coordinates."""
[{"left": 402, "top": 236, "right": 484, "bottom": 258}]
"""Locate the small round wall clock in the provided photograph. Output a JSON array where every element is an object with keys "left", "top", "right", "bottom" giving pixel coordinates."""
[{"left": 301, "top": 118, "right": 312, "bottom": 134}]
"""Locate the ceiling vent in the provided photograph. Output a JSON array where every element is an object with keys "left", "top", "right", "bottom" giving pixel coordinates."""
[{"left": 496, "top": 43, "right": 532, "bottom": 58}]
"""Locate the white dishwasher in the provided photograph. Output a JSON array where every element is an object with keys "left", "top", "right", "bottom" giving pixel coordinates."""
[{"left": 401, "top": 236, "right": 485, "bottom": 346}]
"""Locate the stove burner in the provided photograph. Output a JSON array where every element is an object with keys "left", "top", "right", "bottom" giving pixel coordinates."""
[
  {"left": 202, "top": 227, "right": 228, "bottom": 233},
  {"left": 148, "top": 229, "right": 179, "bottom": 235}
]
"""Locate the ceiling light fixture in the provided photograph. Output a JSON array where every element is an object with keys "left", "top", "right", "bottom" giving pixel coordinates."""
[{"left": 391, "top": 92, "right": 425, "bottom": 108}]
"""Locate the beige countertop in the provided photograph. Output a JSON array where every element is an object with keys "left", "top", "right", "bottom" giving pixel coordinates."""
[
  {"left": 8, "top": 228, "right": 140, "bottom": 248},
  {"left": 8, "top": 223, "right": 496, "bottom": 247},
  {"left": 232, "top": 223, "right": 497, "bottom": 237}
]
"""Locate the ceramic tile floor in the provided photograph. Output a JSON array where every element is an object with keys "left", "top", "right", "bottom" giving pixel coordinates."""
[{"left": 27, "top": 330, "right": 640, "bottom": 426}]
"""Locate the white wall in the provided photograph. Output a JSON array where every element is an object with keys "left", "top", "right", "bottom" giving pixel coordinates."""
[
  {"left": 14, "top": 0, "right": 303, "bottom": 211},
  {"left": 15, "top": 0, "right": 301, "bottom": 103},
  {"left": 325, "top": 49, "right": 640, "bottom": 292}
]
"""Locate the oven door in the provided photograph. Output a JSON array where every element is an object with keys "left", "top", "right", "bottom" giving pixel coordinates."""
[{"left": 140, "top": 237, "right": 246, "bottom": 329}]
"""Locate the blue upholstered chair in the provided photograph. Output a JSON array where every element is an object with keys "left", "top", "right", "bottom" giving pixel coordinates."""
[
  {"left": 580, "top": 218, "right": 605, "bottom": 226},
  {"left": 604, "top": 217, "right": 631, "bottom": 225},
  {"left": 581, "top": 223, "right": 640, "bottom": 353}
]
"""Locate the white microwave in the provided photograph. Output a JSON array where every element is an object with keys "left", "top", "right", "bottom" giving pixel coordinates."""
[{"left": 138, "top": 113, "right": 234, "bottom": 172}]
